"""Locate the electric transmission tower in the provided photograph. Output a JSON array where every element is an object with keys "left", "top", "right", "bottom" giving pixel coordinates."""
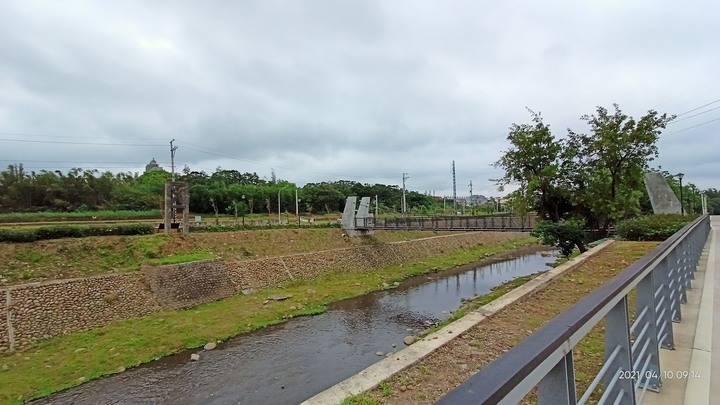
[{"left": 452, "top": 161, "right": 457, "bottom": 211}]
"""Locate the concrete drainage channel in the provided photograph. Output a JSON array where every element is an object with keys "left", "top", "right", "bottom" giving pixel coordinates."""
[{"left": 302, "top": 240, "right": 615, "bottom": 405}]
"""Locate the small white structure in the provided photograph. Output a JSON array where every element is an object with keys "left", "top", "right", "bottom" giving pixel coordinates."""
[{"left": 341, "top": 196, "right": 374, "bottom": 236}]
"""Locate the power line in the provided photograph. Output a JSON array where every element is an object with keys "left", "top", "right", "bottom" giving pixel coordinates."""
[
  {"left": 0, "top": 138, "right": 166, "bottom": 147},
  {"left": 14, "top": 166, "right": 151, "bottom": 170},
  {"left": 670, "top": 105, "right": 720, "bottom": 124},
  {"left": 673, "top": 98, "right": 720, "bottom": 117},
  {"left": 0, "top": 131, "right": 164, "bottom": 142},
  {"left": 0, "top": 159, "right": 170, "bottom": 165},
  {"left": 666, "top": 116, "right": 720, "bottom": 135},
  {"left": 181, "top": 143, "right": 400, "bottom": 180},
  {"left": 652, "top": 78, "right": 720, "bottom": 109}
]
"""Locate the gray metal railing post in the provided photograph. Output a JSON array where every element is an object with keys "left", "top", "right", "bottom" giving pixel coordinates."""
[
  {"left": 678, "top": 239, "right": 690, "bottom": 303},
  {"left": 603, "top": 296, "right": 636, "bottom": 405},
  {"left": 687, "top": 236, "right": 696, "bottom": 283},
  {"left": 633, "top": 271, "right": 662, "bottom": 392},
  {"left": 538, "top": 352, "right": 576, "bottom": 405},
  {"left": 665, "top": 249, "right": 683, "bottom": 321},
  {"left": 653, "top": 257, "right": 675, "bottom": 349}
]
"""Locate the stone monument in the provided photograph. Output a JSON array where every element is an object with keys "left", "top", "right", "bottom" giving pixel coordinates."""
[{"left": 643, "top": 172, "right": 681, "bottom": 214}]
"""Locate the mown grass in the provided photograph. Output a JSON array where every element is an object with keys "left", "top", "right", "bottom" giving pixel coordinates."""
[{"left": 0, "top": 237, "right": 535, "bottom": 404}]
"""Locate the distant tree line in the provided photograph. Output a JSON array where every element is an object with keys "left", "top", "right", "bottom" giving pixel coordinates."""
[{"left": 0, "top": 164, "right": 478, "bottom": 216}]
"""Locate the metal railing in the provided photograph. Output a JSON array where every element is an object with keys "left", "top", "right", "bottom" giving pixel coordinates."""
[
  {"left": 371, "top": 214, "right": 538, "bottom": 231},
  {"left": 436, "top": 214, "right": 711, "bottom": 405}
]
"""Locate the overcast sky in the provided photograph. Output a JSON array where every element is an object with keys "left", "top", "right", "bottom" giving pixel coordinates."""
[{"left": 1, "top": 0, "right": 719, "bottom": 198}]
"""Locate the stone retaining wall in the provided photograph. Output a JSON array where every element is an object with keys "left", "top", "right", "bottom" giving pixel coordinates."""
[
  {"left": 8, "top": 275, "right": 160, "bottom": 350},
  {"left": 0, "top": 231, "right": 526, "bottom": 352},
  {"left": 143, "top": 260, "right": 238, "bottom": 310},
  {"left": 0, "top": 289, "right": 9, "bottom": 352}
]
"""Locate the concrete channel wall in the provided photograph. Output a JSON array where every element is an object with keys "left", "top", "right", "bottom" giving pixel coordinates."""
[{"left": 0, "top": 232, "right": 526, "bottom": 353}]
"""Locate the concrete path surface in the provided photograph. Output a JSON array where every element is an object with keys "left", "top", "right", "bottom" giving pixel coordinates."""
[{"left": 645, "top": 216, "right": 717, "bottom": 405}]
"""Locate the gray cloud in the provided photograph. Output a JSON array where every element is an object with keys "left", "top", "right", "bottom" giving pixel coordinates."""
[{"left": 1, "top": 0, "right": 718, "bottom": 199}]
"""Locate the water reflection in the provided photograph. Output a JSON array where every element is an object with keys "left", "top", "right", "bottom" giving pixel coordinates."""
[{"left": 35, "top": 249, "right": 554, "bottom": 405}]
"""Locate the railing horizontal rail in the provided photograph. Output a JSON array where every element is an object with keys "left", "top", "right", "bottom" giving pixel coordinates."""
[{"left": 436, "top": 214, "right": 709, "bottom": 405}]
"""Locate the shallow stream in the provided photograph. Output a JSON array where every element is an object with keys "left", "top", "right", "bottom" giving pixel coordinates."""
[{"left": 35, "top": 247, "right": 555, "bottom": 405}]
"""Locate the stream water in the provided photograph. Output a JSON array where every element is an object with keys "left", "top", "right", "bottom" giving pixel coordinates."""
[{"left": 35, "top": 247, "right": 555, "bottom": 405}]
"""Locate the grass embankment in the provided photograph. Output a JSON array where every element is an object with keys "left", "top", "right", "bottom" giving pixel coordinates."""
[
  {"left": 0, "top": 229, "right": 462, "bottom": 286},
  {"left": 0, "top": 210, "right": 163, "bottom": 223},
  {"left": 349, "top": 241, "right": 658, "bottom": 405},
  {"left": 0, "top": 236, "right": 534, "bottom": 404}
]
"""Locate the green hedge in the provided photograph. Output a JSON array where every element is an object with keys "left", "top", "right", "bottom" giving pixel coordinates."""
[
  {"left": 0, "top": 224, "right": 155, "bottom": 243},
  {"left": 615, "top": 215, "right": 694, "bottom": 241}
]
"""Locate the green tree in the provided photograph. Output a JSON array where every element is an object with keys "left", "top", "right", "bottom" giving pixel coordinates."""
[
  {"left": 705, "top": 188, "right": 720, "bottom": 214},
  {"left": 566, "top": 104, "right": 675, "bottom": 231},
  {"left": 493, "top": 110, "right": 567, "bottom": 220}
]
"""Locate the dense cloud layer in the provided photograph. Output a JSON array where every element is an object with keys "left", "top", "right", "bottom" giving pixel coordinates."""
[{"left": 1, "top": 0, "right": 719, "bottom": 197}]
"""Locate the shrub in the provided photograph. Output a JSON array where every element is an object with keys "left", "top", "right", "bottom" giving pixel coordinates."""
[
  {"left": 531, "top": 219, "right": 587, "bottom": 257},
  {"left": 615, "top": 214, "right": 694, "bottom": 241},
  {"left": 0, "top": 224, "right": 154, "bottom": 243}
]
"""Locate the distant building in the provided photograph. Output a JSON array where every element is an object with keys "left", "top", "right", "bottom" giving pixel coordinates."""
[
  {"left": 467, "top": 194, "right": 488, "bottom": 206},
  {"left": 145, "top": 158, "right": 163, "bottom": 173}
]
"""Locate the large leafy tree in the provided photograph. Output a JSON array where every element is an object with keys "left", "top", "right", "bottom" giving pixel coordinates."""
[
  {"left": 566, "top": 104, "right": 674, "bottom": 230},
  {"left": 493, "top": 110, "right": 568, "bottom": 220}
]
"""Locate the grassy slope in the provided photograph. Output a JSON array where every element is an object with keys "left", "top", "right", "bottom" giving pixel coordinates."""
[
  {"left": 0, "top": 229, "right": 462, "bottom": 286},
  {"left": 0, "top": 236, "right": 534, "bottom": 404},
  {"left": 353, "top": 241, "right": 658, "bottom": 404}
]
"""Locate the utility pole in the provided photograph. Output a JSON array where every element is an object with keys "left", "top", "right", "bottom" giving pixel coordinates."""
[
  {"left": 295, "top": 188, "right": 300, "bottom": 228},
  {"left": 375, "top": 195, "right": 379, "bottom": 219},
  {"left": 677, "top": 173, "right": 685, "bottom": 215},
  {"left": 468, "top": 180, "right": 473, "bottom": 215},
  {"left": 402, "top": 173, "right": 409, "bottom": 217},
  {"left": 452, "top": 161, "right": 457, "bottom": 212},
  {"left": 169, "top": 139, "right": 178, "bottom": 223},
  {"left": 170, "top": 139, "right": 178, "bottom": 181}
]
